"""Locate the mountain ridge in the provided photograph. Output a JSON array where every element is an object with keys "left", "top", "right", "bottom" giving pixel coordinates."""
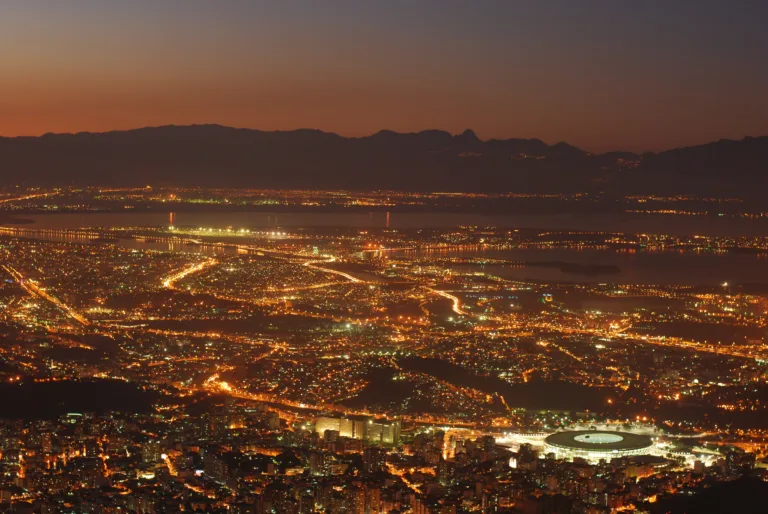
[{"left": 1, "top": 125, "right": 766, "bottom": 195}]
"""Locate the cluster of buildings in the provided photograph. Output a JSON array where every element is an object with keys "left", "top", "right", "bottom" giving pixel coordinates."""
[
  {"left": 315, "top": 415, "right": 401, "bottom": 446},
  {"left": 1, "top": 197, "right": 768, "bottom": 512},
  {"left": 0, "top": 404, "right": 761, "bottom": 513}
]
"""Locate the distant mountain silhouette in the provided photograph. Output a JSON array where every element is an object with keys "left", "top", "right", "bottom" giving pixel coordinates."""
[{"left": 1, "top": 125, "right": 766, "bottom": 195}]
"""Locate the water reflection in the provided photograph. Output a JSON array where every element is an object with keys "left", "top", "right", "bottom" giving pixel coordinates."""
[
  {"left": 3, "top": 212, "right": 768, "bottom": 285},
  {"left": 8, "top": 211, "right": 768, "bottom": 236},
  {"left": 0, "top": 226, "right": 240, "bottom": 256}
]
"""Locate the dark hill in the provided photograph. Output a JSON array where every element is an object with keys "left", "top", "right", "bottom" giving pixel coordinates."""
[
  {"left": 0, "top": 379, "right": 155, "bottom": 419},
  {"left": 650, "top": 477, "right": 768, "bottom": 514},
  {"left": 1, "top": 125, "right": 767, "bottom": 195},
  {"left": 630, "top": 136, "right": 768, "bottom": 195}
]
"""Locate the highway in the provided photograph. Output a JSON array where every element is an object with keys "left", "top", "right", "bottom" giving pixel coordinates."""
[
  {"left": 2, "top": 264, "right": 90, "bottom": 326},
  {"left": 0, "top": 192, "right": 58, "bottom": 204},
  {"left": 427, "top": 288, "right": 468, "bottom": 316},
  {"left": 303, "top": 255, "right": 364, "bottom": 283},
  {"left": 161, "top": 258, "right": 218, "bottom": 290}
]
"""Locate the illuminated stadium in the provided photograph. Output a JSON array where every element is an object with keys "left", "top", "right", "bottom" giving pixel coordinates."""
[{"left": 544, "top": 430, "right": 654, "bottom": 462}]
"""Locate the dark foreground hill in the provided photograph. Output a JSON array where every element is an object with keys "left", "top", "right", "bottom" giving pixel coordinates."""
[
  {"left": 650, "top": 477, "right": 768, "bottom": 514},
  {"left": 0, "top": 379, "right": 155, "bottom": 420},
  {"left": 1, "top": 125, "right": 766, "bottom": 195}
]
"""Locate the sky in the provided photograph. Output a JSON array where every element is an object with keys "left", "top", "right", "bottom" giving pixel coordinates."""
[{"left": 1, "top": 0, "right": 767, "bottom": 152}]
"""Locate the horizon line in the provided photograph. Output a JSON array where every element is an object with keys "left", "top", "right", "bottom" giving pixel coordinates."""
[{"left": 1, "top": 123, "right": 765, "bottom": 155}]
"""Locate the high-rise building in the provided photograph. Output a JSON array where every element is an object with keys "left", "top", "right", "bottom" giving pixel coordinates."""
[
  {"left": 366, "top": 487, "right": 382, "bottom": 514},
  {"left": 349, "top": 486, "right": 366, "bottom": 514},
  {"left": 266, "top": 411, "right": 281, "bottom": 431},
  {"left": 41, "top": 433, "right": 53, "bottom": 454},
  {"left": 437, "top": 458, "right": 457, "bottom": 486},
  {"left": 324, "top": 429, "right": 340, "bottom": 444},
  {"left": 309, "top": 451, "right": 329, "bottom": 476},
  {"left": 363, "top": 447, "right": 387, "bottom": 474},
  {"left": 479, "top": 435, "right": 496, "bottom": 452},
  {"left": 142, "top": 440, "right": 162, "bottom": 464},
  {"left": 83, "top": 440, "right": 99, "bottom": 459}
]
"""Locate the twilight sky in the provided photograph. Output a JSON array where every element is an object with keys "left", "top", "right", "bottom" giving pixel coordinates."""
[{"left": 2, "top": 0, "right": 767, "bottom": 152}]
